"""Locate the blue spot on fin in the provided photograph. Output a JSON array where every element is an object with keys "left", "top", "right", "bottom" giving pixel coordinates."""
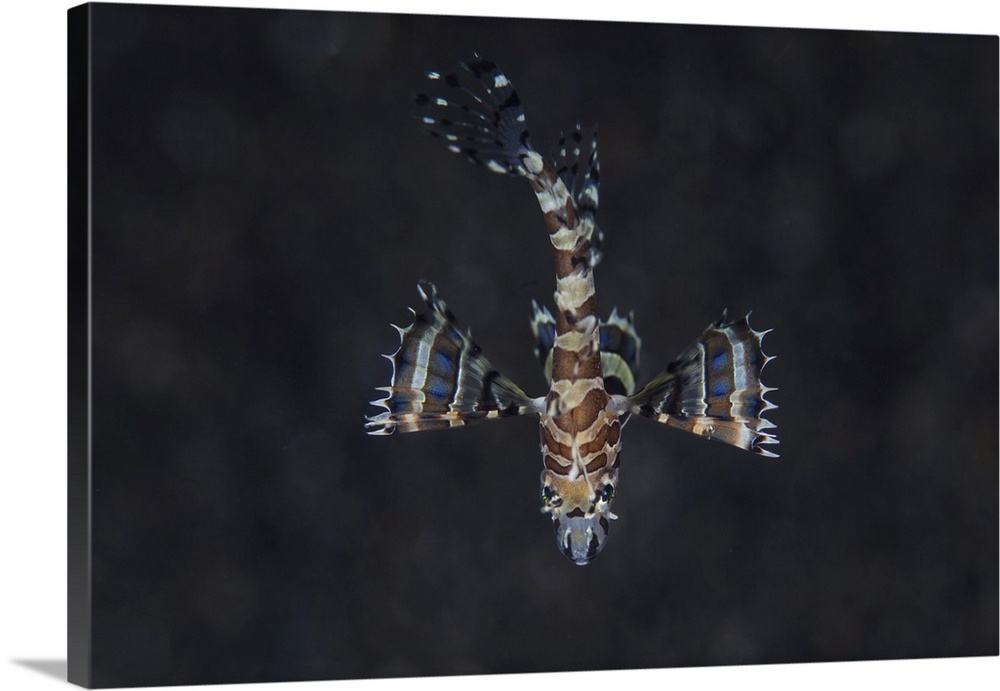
[{"left": 711, "top": 351, "right": 728, "bottom": 371}]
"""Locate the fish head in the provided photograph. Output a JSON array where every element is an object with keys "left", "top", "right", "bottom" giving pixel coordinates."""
[{"left": 539, "top": 467, "right": 618, "bottom": 565}]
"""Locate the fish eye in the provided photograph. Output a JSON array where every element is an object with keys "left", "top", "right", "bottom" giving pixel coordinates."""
[
  {"left": 600, "top": 484, "right": 615, "bottom": 503},
  {"left": 541, "top": 486, "right": 556, "bottom": 504}
]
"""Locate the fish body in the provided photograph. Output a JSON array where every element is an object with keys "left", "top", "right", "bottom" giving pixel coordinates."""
[{"left": 367, "top": 57, "right": 778, "bottom": 564}]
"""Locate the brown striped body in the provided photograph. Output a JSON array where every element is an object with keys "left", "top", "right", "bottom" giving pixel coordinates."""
[{"left": 525, "top": 157, "right": 621, "bottom": 564}]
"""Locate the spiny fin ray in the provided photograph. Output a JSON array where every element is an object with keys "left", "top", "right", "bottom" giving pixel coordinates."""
[
  {"left": 626, "top": 312, "right": 779, "bottom": 456},
  {"left": 366, "top": 282, "right": 538, "bottom": 435}
]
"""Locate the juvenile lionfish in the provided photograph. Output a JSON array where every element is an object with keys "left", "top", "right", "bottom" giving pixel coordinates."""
[{"left": 366, "top": 57, "right": 778, "bottom": 565}]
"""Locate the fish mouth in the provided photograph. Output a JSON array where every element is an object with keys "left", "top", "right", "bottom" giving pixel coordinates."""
[{"left": 554, "top": 515, "right": 606, "bottom": 565}]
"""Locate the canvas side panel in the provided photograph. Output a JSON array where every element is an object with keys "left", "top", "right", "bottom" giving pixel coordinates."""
[{"left": 67, "top": 3, "right": 92, "bottom": 688}]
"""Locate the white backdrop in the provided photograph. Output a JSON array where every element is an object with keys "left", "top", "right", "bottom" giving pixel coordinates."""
[{"left": 1, "top": 1, "right": 997, "bottom": 690}]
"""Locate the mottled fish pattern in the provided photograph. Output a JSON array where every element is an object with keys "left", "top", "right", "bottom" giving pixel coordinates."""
[{"left": 367, "top": 57, "right": 778, "bottom": 565}]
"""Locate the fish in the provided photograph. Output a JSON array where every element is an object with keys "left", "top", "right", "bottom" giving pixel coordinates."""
[{"left": 367, "top": 56, "right": 778, "bottom": 565}]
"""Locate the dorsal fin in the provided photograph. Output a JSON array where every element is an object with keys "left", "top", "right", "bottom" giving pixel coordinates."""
[{"left": 555, "top": 123, "right": 604, "bottom": 267}]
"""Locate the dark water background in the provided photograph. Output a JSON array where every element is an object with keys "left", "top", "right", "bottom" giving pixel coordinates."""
[{"left": 84, "top": 3, "right": 998, "bottom": 686}]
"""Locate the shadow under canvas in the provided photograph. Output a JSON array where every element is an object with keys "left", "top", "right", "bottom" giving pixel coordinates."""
[{"left": 13, "top": 659, "right": 68, "bottom": 682}]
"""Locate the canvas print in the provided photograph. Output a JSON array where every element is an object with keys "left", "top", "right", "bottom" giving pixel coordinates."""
[{"left": 68, "top": 2, "right": 998, "bottom": 688}]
